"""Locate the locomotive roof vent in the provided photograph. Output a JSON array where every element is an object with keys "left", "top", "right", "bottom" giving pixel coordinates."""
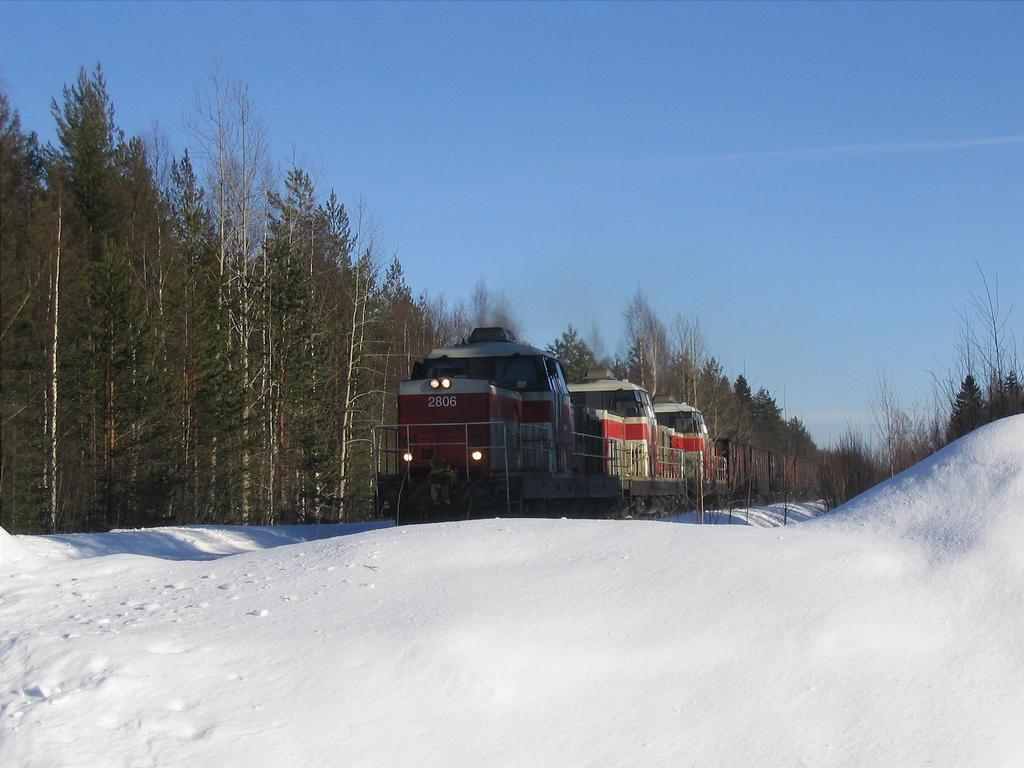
[
  {"left": 653, "top": 394, "right": 676, "bottom": 404},
  {"left": 584, "top": 368, "right": 615, "bottom": 381},
  {"left": 468, "top": 327, "right": 516, "bottom": 344}
]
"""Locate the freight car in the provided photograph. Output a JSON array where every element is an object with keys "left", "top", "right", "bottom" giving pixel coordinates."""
[
  {"left": 713, "top": 439, "right": 818, "bottom": 507},
  {"left": 372, "top": 327, "right": 816, "bottom": 523}
]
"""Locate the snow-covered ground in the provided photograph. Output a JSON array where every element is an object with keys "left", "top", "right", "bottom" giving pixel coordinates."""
[{"left": 3, "top": 416, "right": 1023, "bottom": 767}]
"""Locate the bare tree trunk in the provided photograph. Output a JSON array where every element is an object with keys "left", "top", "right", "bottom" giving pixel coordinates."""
[
  {"left": 265, "top": 245, "right": 275, "bottom": 526},
  {"left": 238, "top": 84, "right": 253, "bottom": 525},
  {"left": 338, "top": 257, "right": 364, "bottom": 521},
  {"left": 46, "top": 194, "right": 63, "bottom": 532},
  {"left": 182, "top": 256, "right": 197, "bottom": 526}
]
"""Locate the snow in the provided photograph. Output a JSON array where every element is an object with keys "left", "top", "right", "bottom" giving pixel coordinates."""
[{"left": 3, "top": 416, "right": 1024, "bottom": 766}]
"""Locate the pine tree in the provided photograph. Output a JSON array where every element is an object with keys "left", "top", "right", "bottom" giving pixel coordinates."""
[
  {"left": 264, "top": 167, "right": 334, "bottom": 523},
  {"left": 693, "top": 357, "right": 733, "bottom": 439},
  {"left": 989, "top": 370, "right": 1024, "bottom": 421},
  {"left": 117, "top": 134, "right": 178, "bottom": 527},
  {"left": 378, "top": 255, "right": 425, "bottom": 425},
  {"left": 732, "top": 374, "right": 753, "bottom": 442},
  {"left": 172, "top": 151, "right": 211, "bottom": 521},
  {"left": 947, "top": 374, "right": 985, "bottom": 441},
  {"left": 171, "top": 150, "right": 243, "bottom": 524},
  {"left": 50, "top": 64, "right": 132, "bottom": 530},
  {"left": 1, "top": 91, "right": 50, "bottom": 532},
  {"left": 785, "top": 417, "right": 817, "bottom": 462},
  {"left": 733, "top": 374, "right": 752, "bottom": 403},
  {"left": 546, "top": 325, "right": 595, "bottom": 382},
  {"left": 1004, "top": 371, "right": 1024, "bottom": 417},
  {"left": 751, "top": 387, "right": 784, "bottom": 451},
  {"left": 92, "top": 235, "right": 150, "bottom": 527}
]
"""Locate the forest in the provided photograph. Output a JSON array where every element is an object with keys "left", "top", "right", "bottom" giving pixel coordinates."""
[
  {"left": 2, "top": 65, "right": 1021, "bottom": 534},
  {"left": 2, "top": 65, "right": 445, "bottom": 533}
]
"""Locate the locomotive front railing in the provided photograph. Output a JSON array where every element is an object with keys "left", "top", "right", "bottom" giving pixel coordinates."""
[
  {"left": 658, "top": 445, "right": 686, "bottom": 479},
  {"left": 373, "top": 421, "right": 511, "bottom": 479},
  {"left": 373, "top": 421, "right": 514, "bottom": 518},
  {"left": 375, "top": 423, "right": 629, "bottom": 480}
]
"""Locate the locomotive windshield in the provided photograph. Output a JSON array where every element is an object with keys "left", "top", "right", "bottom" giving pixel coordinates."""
[
  {"left": 656, "top": 410, "right": 706, "bottom": 434},
  {"left": 571, "top": 388, "right": 653, "bottom": 418},
  {"left": 421, "top": 354, "right": 549, "bottom": 391}
]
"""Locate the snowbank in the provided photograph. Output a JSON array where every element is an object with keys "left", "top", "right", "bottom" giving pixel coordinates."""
[
  {"left": 818, "top": 413, "right": 1024, "bottom": 562},
  {"left": 2, "top": 416, "right": 1023, "bottom": 766}
]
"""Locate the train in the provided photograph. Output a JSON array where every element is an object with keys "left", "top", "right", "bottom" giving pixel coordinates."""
[{"left": 372, "top": 327, "right": 817, "bottom": 523}]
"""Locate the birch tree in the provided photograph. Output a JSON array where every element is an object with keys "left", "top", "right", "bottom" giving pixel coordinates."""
[
  {"left": 187, "top": 64, "right": 272, "bottom": 523},
  {"left": 337, "top": 211, "right": 379, "bottom": 519},
  {"left": 621, "top": 289, "right": 668, "bottom": 394},
  {"left": 669, "top": 313, "right": 708, "bottom": 406},
  {"left": 46, "top": 190, "right": 62, "bottom": 532}
]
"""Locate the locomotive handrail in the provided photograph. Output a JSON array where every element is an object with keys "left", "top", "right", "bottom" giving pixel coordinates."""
[
  {"left": 657, "top": 444, "right": 687, "bottom": 479},
  {"left": 624, "top": 441, "right": 649, "bottom": 478},
  {"left": 519, "top": 422, "right": 554, "bottom": 472},
  {"left": 571, "top": 432, "right": 623, "bottom": 478}
]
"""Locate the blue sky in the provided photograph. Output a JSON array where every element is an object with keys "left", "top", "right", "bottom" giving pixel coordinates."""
[{"left": 2, "top": 1, "right": 1022, "bottom": 446}]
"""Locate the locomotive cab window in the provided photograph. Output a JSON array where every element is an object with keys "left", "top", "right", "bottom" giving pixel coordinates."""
[
  {"left": 658, "top": 412, "right": 696, "bottom": 433},
  {"left": 571, "top": 389, "right": 648, "bottom": 417},
  {"left": 493, "top": 356, "right": 546, "bottom": 391},
  {"left": 618, "top": 396, "right": 641, "bottom": 417},
  {"left": 422, "top": 355, "right": 548, "bottom": 391},
  {"left": 638, "top": 391, "right": 655, "bottom": 419},
  {"left": 425, "top": 360, "right": 470, "bottom": 380},
  {"left": 656, "top": 412, "right": 675, "bottom": 430},
  {"left": 615, "top": 390, "right": 651, "bottom": 417}
]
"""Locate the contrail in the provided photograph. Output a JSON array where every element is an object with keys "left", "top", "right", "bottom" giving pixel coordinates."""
[{"left": 702, "top": 135, "right": 1024, "bottom": 161}]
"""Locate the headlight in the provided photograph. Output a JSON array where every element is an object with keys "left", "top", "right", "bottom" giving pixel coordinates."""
[
  {"left": 440, "top": 377, "right": 452, "bottom": 389},
  {"left": 470, "top": 450, "right": 484, "bottom": 462},
  {"left": 429, "top": 378, "right": 440, "bottom": 389},
  {"left": 402, "top": 451, "right": 414, "bottom": 462}
]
